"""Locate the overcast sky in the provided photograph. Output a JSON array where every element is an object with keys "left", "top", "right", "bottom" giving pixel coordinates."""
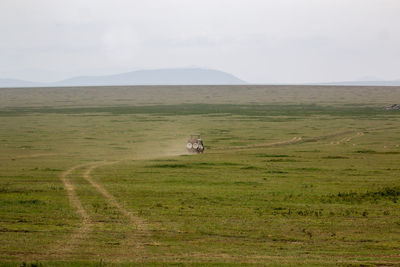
[{"left": 0, "top": 0, "right": 399, "bottom": 83}]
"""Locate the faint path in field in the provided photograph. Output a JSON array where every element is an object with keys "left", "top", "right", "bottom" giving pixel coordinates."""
[
  {"left": 328, "top": 126, "right": 397, "bottom": 145},
  {"left": 217, "top": 136, "right": 303, "bottom": 151},
  {"left": 44, "top": 160, "right": 150, "bottom": 259},
  {"left": 330, "top": 132, "right": 364, "bottom": 145},
  {"left": 216, "top": 130, "right": 357, "bottom": 151},
  {"left": 3, "top": 153, "right": 57, "bottom": 160},
  {"left": 218, "top": 126, "right": 397, "bottom": 151},
  {"left": 50, "top": 163, "right": 93, "bottom": 257},
  {"left": 83, "top": 162, "right": 148, "bottom": 234}
]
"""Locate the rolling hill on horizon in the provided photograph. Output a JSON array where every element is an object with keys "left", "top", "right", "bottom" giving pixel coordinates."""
[
  {"left": 1, "top": 68, "right": 400, "bottom": 88},
  {"left": 0, "top": 68, "right": 246, "bottom": 88}
]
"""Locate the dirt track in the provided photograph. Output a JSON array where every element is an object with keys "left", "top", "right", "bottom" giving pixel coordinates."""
[
  {"left": 218, "top": 126, "right": 395, "bottom": 151},
  {"left": 330, "top": 132, "right": 364, "bottom": 145},
  {"left": 41, "top": 163, "right": 94, "bottom": 258},
  {"left": 2, "top": 153, "right": 58, "bottom": 160},
  {"left": 83, "top": 162, "right": 148, "bottom": 233},
  {"left": 48, "top": 160, "right": 150, "bottom": 258}
]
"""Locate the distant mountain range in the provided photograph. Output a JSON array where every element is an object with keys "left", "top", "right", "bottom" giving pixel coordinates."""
[
  {"left": 1, "top": 68, "right": 399, "bottom": 88},
  {"left": 0, "top": 68, "right": 246, "bottom": 88}
]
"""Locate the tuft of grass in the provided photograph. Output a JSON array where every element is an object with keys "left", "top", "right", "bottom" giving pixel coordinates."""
[
  {"left": 322, "top": 156, "right": 349, "bottom": 159},
  {"left": 322, "top": 186, "right": 400, "bottom": 203}
]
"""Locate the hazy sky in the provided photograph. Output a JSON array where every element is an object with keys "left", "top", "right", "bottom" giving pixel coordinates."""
[{"left": 0, "top": 0, "right": 399, "bottom": 83}]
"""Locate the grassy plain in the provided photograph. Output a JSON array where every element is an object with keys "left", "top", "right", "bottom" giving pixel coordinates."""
[{"left": 1, "top": 85, "right": 400, "bottom": 266}]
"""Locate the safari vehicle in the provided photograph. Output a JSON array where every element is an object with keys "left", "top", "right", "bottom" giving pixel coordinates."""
[{"left": 186, "top": 134, "right": 205, "bottom": 153}]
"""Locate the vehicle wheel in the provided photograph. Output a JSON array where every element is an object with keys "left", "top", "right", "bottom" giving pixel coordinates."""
[{"left": 186, "top": 143, "right": 193, "bottom": 149}]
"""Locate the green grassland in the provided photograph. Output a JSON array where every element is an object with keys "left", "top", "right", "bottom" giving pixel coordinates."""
[{"left": 1, "top": 85, "right": 400, "bottom": 266}]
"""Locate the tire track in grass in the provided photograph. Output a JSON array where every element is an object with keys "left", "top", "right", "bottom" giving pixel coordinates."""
[
  {"left": 46, "top": 160, "right": 149, "bottom": 260},
  {"left": 216, "top": 136, "right": 303, "bottom": 151},
  {"left": 82, "top": 162, "right": 149, "bottom": 240},
  {"left": 218, "top": 126, "right": 397, "bottom": 151},
  {"left": 328, "top": 126, "right": 397, "bottom": 146},
  {"left": 6, "top": 153, "right": 58, "bottom": 160},
  {"left": 330, "top": 132, "right": 364, "bottom": 145},
  {"left": 48, "top": 163, "right": 93, "bottom": 257}
]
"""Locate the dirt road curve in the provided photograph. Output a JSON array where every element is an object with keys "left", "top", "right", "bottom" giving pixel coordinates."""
[
  {"left": 83, "top": 162, "right": 148, "bottom": 233},
  {"left": 46, "top": 163, "right": 93, "bottom": 258},
  {"left": 219, "top": 126, "right": 395, "bottom": 151},
  {"left": 48, "top": 161, "right": 149, "bottom": 258}
]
